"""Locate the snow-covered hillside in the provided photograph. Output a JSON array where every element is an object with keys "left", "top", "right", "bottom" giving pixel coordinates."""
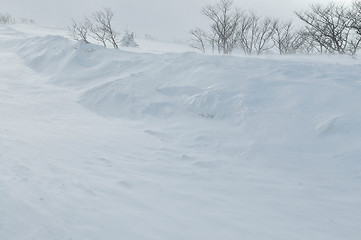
[{"left": 1, "top": 25, "right": 361, "bottom": 240}]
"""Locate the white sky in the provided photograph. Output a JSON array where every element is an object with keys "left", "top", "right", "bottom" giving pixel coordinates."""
[{"left": 2, "top": 0, "right": 353, "bottom": 40}]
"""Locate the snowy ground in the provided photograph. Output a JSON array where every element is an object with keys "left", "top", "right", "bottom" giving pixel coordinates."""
[{"left": 1, "top": 24, "right": 361, "bottom": 240}]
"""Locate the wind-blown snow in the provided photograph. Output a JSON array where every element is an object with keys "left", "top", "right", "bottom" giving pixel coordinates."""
[{"left": 1, "top": 25, "right": 361, "bottom": 240}]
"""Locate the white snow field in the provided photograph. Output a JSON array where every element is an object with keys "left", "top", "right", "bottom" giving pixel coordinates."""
[{"left": 1, "top": 24, "right": 361, "bottom": 240}]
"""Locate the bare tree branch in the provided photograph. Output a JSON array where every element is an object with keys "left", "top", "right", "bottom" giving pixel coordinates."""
[
  {"left": 92, "top": 8, "right": 119, "bottom": 48},
  {"left": 86, "top": 17, "right": 107, "bottom": 47},
  {"left": 190, "top": 28, "right": 207, "bottom": 53},
  {"left": 68, "top": 18, "right": 90, "bottom": 43},
  {"left": 272, "top": 20, "right": 303, "bottom": 54},
  {"left": 295, "top": 3, "right": 359, "bottom": 55},
  {"left": 253, "top": 17, "right": 276, "bottom": 55},
  {"left": 201, "top": 0, "right": 241, "bottom": 54}
]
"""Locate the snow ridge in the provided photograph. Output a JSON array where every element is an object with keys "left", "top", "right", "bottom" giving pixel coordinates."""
[{"left": 1, "top": 25, "right": 361, "bottom": 240}]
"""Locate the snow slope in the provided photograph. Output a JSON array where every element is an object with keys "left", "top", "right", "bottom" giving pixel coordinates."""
[{"left": 1, "top": 25, "right": 361, "bottom": 240}]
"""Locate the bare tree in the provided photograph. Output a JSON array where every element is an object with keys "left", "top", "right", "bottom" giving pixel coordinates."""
[
  {"left": 238, "top": 13, "right": 275, "bottom": 55},
  {"left": 295, "top": 3, "right": 360, "bottom": 55},
  {"left": 201, "top": 0, "right": 241, "bottom": 54},
  {"left": 0, "top": 13, "right": 15, "bottom": 24},
  {"left": 86, "top": 17, "right": 108, "bottom": 47},
  {"left": 68, "top": 8, "right": 124, "bottom": 49},
  {"left": 272, "top": 20, "right": 303, "bottom": 54},
  {"left": 92, "top": 8, "right": 120, "bottom": 48},
  {"left": 208, "top": 32, "right": 218, "bottom": 53},
  {"left": 191, "top": 0, "right": 361, "bottom": 56},
  {"left": 350, "top": 1, "right": 361, "bottom": 34},
  {"left": 68, "top": 18, "right": 90, "bottom": 43},
  {"left": 238, "top": 12, "right": 258, "bottom": 55},
  {"left": 347, "top": 1, "right": 361, "bottom": 55},
  {"left": 190, "top": 28, "right": 207, "bottom": 53},
  {"left": 253, "top": 17, "right": 276, "bottom": 55}
]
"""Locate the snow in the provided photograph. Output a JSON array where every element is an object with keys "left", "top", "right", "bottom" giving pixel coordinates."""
[{"left": 1, "top": 24, "right": 361, "bottom": 240}]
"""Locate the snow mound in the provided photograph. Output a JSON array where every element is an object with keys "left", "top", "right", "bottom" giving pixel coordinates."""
[
  {"left": 11, "top": 34, "right": 361, "bottom": 129},
  {"left": 13, "top": 35, "right": 249, "bottom": 121},
  {"left": 316, "top": 116, "right": 339, "bottom": 135},
  {"left": 2, "top": 25, "right": 361, "bottom": 240}
]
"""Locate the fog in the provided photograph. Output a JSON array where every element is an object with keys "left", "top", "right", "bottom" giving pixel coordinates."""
[{"left": 2, "top": 0, "right": 353, "bottom": 40}]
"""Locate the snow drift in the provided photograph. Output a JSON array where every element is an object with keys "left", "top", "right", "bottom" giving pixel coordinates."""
[{"left": 1, "top": 25, "right": 361, "bottom": 240}]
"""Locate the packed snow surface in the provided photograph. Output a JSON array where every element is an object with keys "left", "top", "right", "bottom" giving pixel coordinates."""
[{"left": 1, "top": 25, "right": 361, "bottom": 240}]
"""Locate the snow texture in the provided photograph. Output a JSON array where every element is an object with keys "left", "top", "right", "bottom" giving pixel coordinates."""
[{"left": 1, "top": 24, "right": 361, "bottom": 240}]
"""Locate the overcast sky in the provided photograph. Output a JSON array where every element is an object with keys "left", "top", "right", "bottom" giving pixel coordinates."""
[{"left": 2, "top": 0, "right": 353, "bottom": 40}]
